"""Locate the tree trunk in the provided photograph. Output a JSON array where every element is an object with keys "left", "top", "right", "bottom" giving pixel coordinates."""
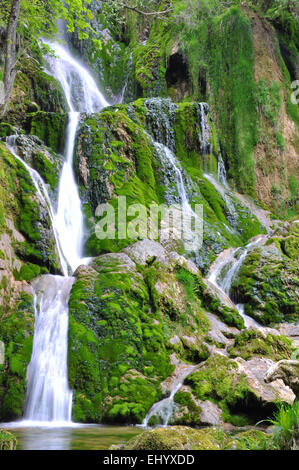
[{"left": 0, "top": 0, "right": 21, "bottom": 117}]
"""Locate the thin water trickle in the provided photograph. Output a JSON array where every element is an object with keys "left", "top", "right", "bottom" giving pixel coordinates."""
[
  {"left": 142, "top": 366, "right": 196, "bottom": 427},
  {"left": 153, "top": 142, "right": 202, "bottom": 253},
  {"left": 207, "top": 236, "right": 266, "bottom": 328}
]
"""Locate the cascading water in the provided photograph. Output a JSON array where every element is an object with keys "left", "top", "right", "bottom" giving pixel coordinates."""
[
  {"left": 25, "top": 276, "right": 75, "bottom": 423},
  {"left": 45, "top": 40, "right": 109, "bottom": 274},
  {"left": 204, "top": 172, "right": 237, "bottom": 228},
  {"left": 153, "top": 142, "right": 202, "bottom": 254},
  {"left": 8, "top": 41, "right": 109, "bottom": 425}
]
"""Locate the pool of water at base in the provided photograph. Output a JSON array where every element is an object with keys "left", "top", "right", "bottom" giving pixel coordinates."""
[{"left": 2, "top": 424, "right": 144, "bottom": 450}]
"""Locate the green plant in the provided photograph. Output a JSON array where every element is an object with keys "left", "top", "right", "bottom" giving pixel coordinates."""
[{"left": 268, "top": 401, "right": 299, "bottom": 450}]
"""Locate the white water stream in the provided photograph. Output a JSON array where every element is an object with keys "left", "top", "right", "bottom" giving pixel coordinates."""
[
  {"left": 142, "top": 366, "right": 196, "bottom": 427},
  {"left": 5, "top": 41, "right": 109, "bottom": 425}
]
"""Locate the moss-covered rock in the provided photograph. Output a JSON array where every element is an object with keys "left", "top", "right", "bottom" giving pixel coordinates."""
[
  {"left": 68, "top": 242, "right": 211, "bottom": 424},
  {"left": 280, "top": 221, "right": 299, "bottom": 262},
  {"left": 0, "top": 143, "right": 61, "bottom": 273},
  {"left": 228, "top": 329, "right": 293, "bottom": 362},
  {"left": 185, "top": 354, "right": 295, "bottom": 426},
  {"left": 0, "top": 290, "right": 34, "bottom": 421},
  {"left": 76, "top": 99, "right": 264, "bottom": 272},
  {"left": 4, "top": 42, "right": 67, "bottom": 125},
  {"left": 117, "top": 425, "right": 230, "bottom": 451},
  {"left": 0, "top": 429, "right": 17, "bottom": 450},
  {"left": 6, "top": 134, "right": 64, "bottom": 192}
]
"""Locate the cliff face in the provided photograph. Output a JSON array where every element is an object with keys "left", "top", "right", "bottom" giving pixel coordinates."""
[
  {"left": 251, "top": 13, "right": 298, "bottom": 210},
  {"left": 76, "top": 3, "right": 298, "bottom": 215}
]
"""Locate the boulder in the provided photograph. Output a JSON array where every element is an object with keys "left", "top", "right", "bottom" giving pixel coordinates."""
[
  {"left": 264, "top": 360, "right": 299, "bottom": 395},
  {"left": 235, "top": 357, "right": 296, "bottom": 404},
  {"left": 119, "top": 426, "right": 229, "bottom": 450},
  {"left": 199, "top": 400, "right": 222, "bottom": 426}
]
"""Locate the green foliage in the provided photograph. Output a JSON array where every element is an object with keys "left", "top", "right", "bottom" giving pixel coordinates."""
[
  {"left": 175, "top": 4, "right": 258, "bottom": 195},
  {"left": 256, "top": 79, "right": 282, "bottom": 126},
  {"left": 268, "top": 401, "right": 299, "bottom": 450}
]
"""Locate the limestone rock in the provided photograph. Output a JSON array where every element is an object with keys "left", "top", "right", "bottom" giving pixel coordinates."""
[
  {"left": 199, "top": 400, "right": 222, "bottom": 426},
  {"left": 264, "top": 360, "right": 299, "bottom": 395},
  {"left": 236, "top": 357, "right": 296, "bottom": 405},
  {"left": 121, "top": 426, "right": 228, "bottom": 450}
]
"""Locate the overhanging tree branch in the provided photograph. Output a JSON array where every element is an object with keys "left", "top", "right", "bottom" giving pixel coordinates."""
[
  {"left": 102, "top": 0, "right": 173, "bottom": 17},
  {"left": 120, "top": 5, "right": 173, "bottom": 16}
]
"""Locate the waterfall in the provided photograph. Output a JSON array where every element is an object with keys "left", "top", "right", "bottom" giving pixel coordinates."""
[
  {"left": 199, "top": 103, "right": 210, "bottom": 156},
  {"left": 45, "top": 40, "right": 109, "bottom": 274},
  {"left": 7, "top": 40, "right": 109, "bottom": 425},
  {"left": 5, "top": 136, "right": 68, "bottom": 275},
  {"left": 217, "top": 154, "right": 227, "bottom": 186},
  {"left": 153, "top": 142, "right": 202, "bottom": 254}
]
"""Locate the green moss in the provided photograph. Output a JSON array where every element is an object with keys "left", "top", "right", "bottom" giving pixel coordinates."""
[
  {"left": 0, "top": 122, "right": 15, "bottom": 138},
  {"left": 14, "top": 263, "right": 48, "bottom": 282},
  {"left": 0, "top": 430, "right": 17, "bottom": 450},
  {"left": 68, "top": 254, "right": 170, "bottom": 423},
  {"left": 0, "top": 293, "right": 34, "bottom": 421},
  {"left": 122, "top": 425, "right": 230, "bottom": 451},
  {"left": 231, "top": 245, "right": 299, "bottom": 325},
  {"left": 228, "top": 330, "right": 293, "bottom": 361},
  {"left": 32, "top": 151, "right": 60, "bottom": 190},
  {"left": 178, "top": 6, "right": 258, "bottom": 196},
  {"left": 186, "top": 355, "right": 261, "bottom": 425},
  {"left": 23, "top": 112, "right": 68, "bottom": 154}
]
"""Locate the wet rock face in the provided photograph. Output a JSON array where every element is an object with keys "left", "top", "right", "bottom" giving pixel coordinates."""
[
  {"left": 76, "top": 98, "right": 263, "bottom": 271},
  {"left": 231, "top": 243, "right": 299, "bottom": 325},
  {"left": 0, "top": 142, "right": 64, "bottom": 421}
]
